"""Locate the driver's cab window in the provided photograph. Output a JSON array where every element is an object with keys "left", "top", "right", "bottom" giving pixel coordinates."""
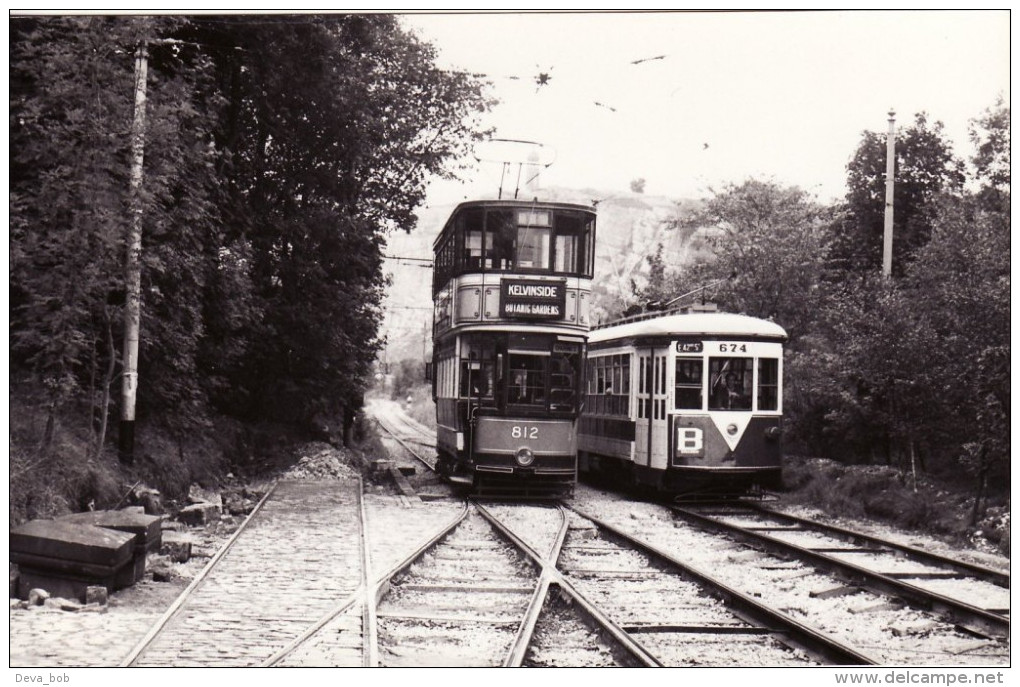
[
  {"left": 708, "top": 357, "right": 752, "bottom": 410},
  {"left": 507, "top": 352, "right": 547, "bottom": 406}
]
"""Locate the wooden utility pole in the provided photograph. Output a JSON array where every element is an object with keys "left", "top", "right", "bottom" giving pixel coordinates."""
[
  {"left": 882, "top": 109, "right": 896, "bottom": 278},
  {"left": 119, "top": 41, "right": 149, "bottom": 464}
]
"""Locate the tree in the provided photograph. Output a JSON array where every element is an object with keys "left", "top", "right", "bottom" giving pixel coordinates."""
[
  {"left": 969, "top": 96, "right": 1010, "bottom": 212},
  {"left": 832, "top": 112, "right": 966, "bottom": 277},
  {"left": 903, "top": 196, "right": 1009, "bottom": 511},
  {"left": 662, "top": 179, "right": 832, "bottom": 344},
  {"left": 10, "top": 14, "right": 493, "bottom": 455},
  {"left": 10, "top": 16, "right": 221, "bottom": 450},
  {"left": 806, "top": 103, "right": 1009, "bottom": 488},
  {"left": 185, "top": 15, "right": 493, "bottom": 433}
]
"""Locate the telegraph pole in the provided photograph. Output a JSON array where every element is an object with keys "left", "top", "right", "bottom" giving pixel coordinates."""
[
  {"left": 119, "top": 41, "right": 149, "bottom": 464},
  {"left": 882, "top": 109, "right": 896, "bottom": 278}
]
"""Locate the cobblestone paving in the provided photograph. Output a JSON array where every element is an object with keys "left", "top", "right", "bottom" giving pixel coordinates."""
[
  {"left": 130, "top": 480, "right": 364, "bottom": 667},
  {"left": 9, "top": 580, "right": 184, "bottom": 667}
]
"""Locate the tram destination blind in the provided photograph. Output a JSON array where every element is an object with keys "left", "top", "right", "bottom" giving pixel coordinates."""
[{"left": 500, "top": 278, "right": 567, "bottom": 319}]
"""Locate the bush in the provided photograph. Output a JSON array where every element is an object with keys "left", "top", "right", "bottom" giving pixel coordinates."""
[{"left": 780, "top": 455, "right": 987, "bottom": 544}]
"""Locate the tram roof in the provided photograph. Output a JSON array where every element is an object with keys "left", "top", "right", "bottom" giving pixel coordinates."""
[
  {"left": 448, "top": 198, "right": 598, "bottom": 214},
  {"left": 590, "top": 311, "right": 788, "bottom": 344}
]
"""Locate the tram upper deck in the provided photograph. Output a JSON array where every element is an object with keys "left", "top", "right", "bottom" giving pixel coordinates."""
[{"left": 432, "top": 200, "right": 597, "bottom": 337}]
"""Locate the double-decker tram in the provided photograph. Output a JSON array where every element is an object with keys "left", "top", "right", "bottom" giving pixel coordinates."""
[
  {"left": 430, "top": 199, "right": 596, "bottom": 496},
  {"left": 578, "top": 306, "right": 787, "bottom": 499}
]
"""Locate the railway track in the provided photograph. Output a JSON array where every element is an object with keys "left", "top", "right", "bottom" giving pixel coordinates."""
[
  {"left": 266, "top": 500, "right": 653, "bottom": 666},
  {"left": 115, "top": 397, "right": 1004, "bottom": 667},
  {"left": 672, "top": 503, "right": 1010, "bottom": 640},
  {"left": 571, "top": 485, "right": 1009, "bottom": 665},
  {"left": 481, "top": 502, "right": 871, "bottom": 666},
  {"left": 559, "top": 505, "right": 869, "bottom": 665},
  {"left": 374, "top": 508, "right": 540, "bottom": 666},
  {"left": 369, "top": 399, "right": 439, "bottom": 473},
  {"left": 121, "top": 480, "right": 367, "bottom": 667}
]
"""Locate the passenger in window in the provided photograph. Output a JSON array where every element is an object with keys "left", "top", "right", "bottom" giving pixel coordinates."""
[{"left": 714, "top": 372, "right": 742, "bottom": 409}]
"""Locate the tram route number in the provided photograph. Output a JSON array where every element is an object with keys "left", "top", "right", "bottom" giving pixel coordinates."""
[
  {"left": 511, "top": 425, "right": 539, "bottom": 440},
  {"left": 677, "top": 428, "right": 703, "bottom": 454}
]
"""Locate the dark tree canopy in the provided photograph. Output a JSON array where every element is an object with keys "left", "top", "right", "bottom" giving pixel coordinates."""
[
  {"left": 10, "top": 14, "right": 493, "bottom": 447},
  {"left": 831, "top": 113, "right": 966, "bottom": 277}
]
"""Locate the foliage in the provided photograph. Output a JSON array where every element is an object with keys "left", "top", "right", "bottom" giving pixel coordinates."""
[
  {"left": 830, "top": 112, "right": 966, "bottom": 276},
  {"left": 793, "top": 106, "right": 1009, "bottom": 511},
  {"left": 10, "top": 14, "right": 492, "bottom": 514},
  {"left": 390, "top": 359, "right": 425, "bottom": 401},
  {"left": 638, "top": 179, "right": 831, "bottom": 345},
  {"left": 11, "top": 16, "right": 222, "bottom": 448},
  {"left": 782, "top": 457, "right": 1004, "bottom": 550},
  {"left": 182, "top": 15, "right": 492, "bottom": 427},
  {"left": 626, "top": 103, "right": 1009, "bottom": 517}
]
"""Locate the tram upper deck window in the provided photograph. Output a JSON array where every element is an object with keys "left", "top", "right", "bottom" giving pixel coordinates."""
[
  {"left": 456, "top": 208, "right": 485, "bottom": 270},
  {"left": 441, "top": 205, "right": 595, "bottom": 280},
  {"left": 708, "top": 357, "right": 752, "bottom": 411},
  {"left": 554, "top": 214, "right": 582, "bottom": 273},
  {"left": 488, "top": 210, "right": 516, "bottom": 270}
]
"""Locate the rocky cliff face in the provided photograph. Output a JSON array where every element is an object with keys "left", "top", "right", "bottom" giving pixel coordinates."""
[{"left": 379, "top": 187, "right": 705, "bottom": 367}]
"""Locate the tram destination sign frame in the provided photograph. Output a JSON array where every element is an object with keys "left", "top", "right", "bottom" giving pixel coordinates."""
[{"left": 500, "top": 278, "right": 567, "bottom": 320}]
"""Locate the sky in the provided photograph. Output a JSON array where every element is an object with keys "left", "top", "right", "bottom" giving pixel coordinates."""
[{"left": 400, "top": 10, "right": 1010, "bottom": 207}]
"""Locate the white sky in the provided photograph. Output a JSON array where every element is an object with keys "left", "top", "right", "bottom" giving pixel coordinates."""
[{"left": 401, "top": 10, "right": 1010, "bottom": 206}]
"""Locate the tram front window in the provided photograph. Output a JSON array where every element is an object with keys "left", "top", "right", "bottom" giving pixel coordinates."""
[
  {"left": 517, "top": 226, "right": 551, "bottom": 269},
  {"left": 708, "top": 357, "right": 752, "bottom": 410},
  {"left": 508, "top": 353, "right": 546, "bottom": 406}
]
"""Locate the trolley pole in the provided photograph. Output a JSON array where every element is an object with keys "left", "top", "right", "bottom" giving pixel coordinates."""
[
  {"left": 118, "top": 41, "right": 149, "bottom": 464},
  {"left": 882, "top": 109, "right": 896, "bottom": 278}
]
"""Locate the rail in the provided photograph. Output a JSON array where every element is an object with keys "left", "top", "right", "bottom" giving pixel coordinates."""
[{"left": 672, "top": 505, "right": 1009, "bottom": 640}]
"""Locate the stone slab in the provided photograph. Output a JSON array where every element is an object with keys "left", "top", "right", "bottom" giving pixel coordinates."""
[
  {"left": 58, "top": 510, "right": 162, "bottom": 553},
  {"left": 16, "top": 566, "right": 118, "bottom": 604},
  {"left": 10, "top": 520, "right": 134, "bottom": 569}
]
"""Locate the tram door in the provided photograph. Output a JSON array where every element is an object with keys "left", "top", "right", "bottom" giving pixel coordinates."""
[{"left": 634, "top": 347, "right": 670, "bottom": 471}]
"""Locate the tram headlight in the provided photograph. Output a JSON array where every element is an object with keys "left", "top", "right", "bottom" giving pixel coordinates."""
[
  {"left": 515, "top": 447, "right": 535, "bottom": 467},
  {"left": 726, "top": 423, "right": 738, "bottom": 436},
  {"left": 764, "top": 426, "right": 781, "bottom": 441}
]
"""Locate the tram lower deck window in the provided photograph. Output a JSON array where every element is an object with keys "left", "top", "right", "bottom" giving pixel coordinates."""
[
  {"left": 758, "top": 358, "right": 779, "bottom": 411},
  {"left": 675, "top": 358, "right": 703, "bottom": 410}
]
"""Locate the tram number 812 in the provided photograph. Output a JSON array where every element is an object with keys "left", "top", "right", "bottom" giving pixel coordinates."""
[{"left": 511, "top": 425, "right": 539, "bottom": 440}]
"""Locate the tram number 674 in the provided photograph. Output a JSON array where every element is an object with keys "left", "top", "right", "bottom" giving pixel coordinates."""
[
  {"left": 511, "top": 425, "right": 539, "bottom": 440},
  {"left": 719, "top": 343, "right": 747, "bottom": 353}
]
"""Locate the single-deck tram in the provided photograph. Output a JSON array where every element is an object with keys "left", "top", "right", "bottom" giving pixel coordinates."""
[{"left": 578, "top": 306, "right": 787, "bottom": 498}]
